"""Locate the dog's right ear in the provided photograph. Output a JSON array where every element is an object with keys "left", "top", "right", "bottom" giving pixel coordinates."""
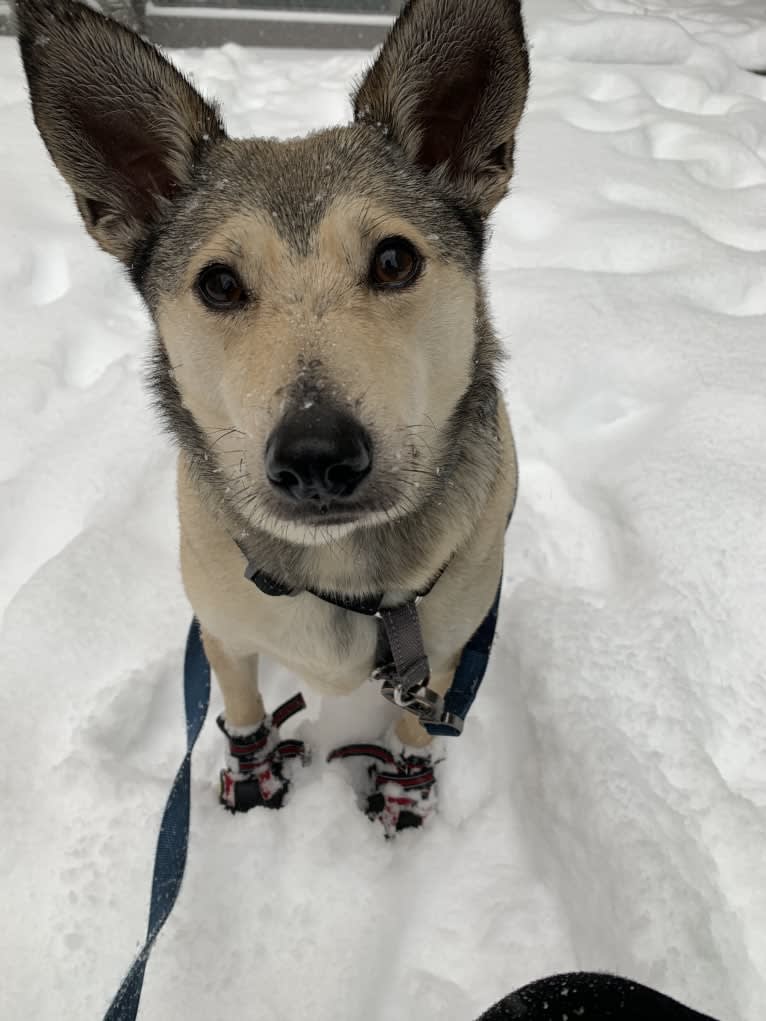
[{"left": 15, "top": 0, "right": 225, "bottom": 264}]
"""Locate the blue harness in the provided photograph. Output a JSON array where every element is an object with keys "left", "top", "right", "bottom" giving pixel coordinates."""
[{"left": 425, "top": 579, "right": 502, "bottom": 736}]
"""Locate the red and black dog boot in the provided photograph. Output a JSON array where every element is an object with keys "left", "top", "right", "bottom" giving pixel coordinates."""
[
  {"left": 329, "top": 729, "right": 440, "bottom": 837},
  {"left": 218, "top": 692, "right": 309, "bottom": 812}
]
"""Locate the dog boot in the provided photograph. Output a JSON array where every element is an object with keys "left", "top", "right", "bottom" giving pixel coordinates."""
[
  {"left": 328, "top": 729, "right": 440, "bottom": 837},
  {"left": 218, "top": 692, "right": 309, "bottom": 812}
]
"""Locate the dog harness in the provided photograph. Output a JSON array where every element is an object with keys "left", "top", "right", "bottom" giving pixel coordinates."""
[{"left": 243, "top": 554, "right": 503, "bottom": 738}]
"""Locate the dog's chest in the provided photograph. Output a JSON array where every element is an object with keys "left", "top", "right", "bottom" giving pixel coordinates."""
[
  {"left": 255, "top": 590, "right": 382, "bottom": 694},
  {"left": 193, "top": 558, "right": 381, "bottom": 695}
]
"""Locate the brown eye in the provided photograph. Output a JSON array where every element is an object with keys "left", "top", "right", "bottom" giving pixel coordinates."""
[
  {"left": 370, "top": 237, "right": 422, "bottom": 290},
  {"left": 196, "top": 264, "right": 247, "bottom": 310}
]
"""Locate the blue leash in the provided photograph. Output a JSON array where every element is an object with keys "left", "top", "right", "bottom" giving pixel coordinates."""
[{"left": 103, "top": 619, "right": 210, "bottom": 1021}]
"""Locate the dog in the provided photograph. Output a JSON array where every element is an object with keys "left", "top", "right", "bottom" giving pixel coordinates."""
[{"left": 16, "top": 0, "right": 529, "bottom": 831}]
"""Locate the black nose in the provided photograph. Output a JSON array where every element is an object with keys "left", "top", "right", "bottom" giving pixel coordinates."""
[{"left": 265, "top": 407, "right": 372, "bottom": 503}]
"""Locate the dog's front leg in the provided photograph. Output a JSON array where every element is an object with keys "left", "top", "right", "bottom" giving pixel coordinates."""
[
  {"left": 202, "top": 628, "right": 263, "bottom": 729},
  {"left": 202, "top": 629, "right": 307, "bottom": 812}
]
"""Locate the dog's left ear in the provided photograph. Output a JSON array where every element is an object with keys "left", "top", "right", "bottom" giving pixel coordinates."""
[{"left": 354, "top": 0, "right": 529, "bottom": 217}]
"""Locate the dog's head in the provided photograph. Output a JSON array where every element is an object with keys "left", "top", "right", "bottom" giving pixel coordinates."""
[{"left": 16, "top": 0, "right": 528, "bottom": 546}]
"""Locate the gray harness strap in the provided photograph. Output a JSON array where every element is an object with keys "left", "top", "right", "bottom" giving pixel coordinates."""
[
  {"left": 377, "top": 602, "right": 430, "bottom": 694},
  {"left": 375, "top": 603, "right": 469, "bottom": 733}
]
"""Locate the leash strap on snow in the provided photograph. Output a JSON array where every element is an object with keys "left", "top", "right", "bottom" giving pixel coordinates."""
[{"left": 103, "top": 618, "right": 210, "bottom": 1021}]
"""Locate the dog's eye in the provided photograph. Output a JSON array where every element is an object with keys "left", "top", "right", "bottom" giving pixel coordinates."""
[
  {"left": 196, "top": 264, "right": 247, "bottom": 310},
  {"left": 370, "top": 237, "right": 421, "bottom": 290}
]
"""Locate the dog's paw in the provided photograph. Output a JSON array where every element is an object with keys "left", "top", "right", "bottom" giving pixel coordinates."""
[
  {"left": 328, "top": 730, "right": 440, "bottom": 837},
  {"left": 218, "top": 693, "right": 309, "bottom": 813}
]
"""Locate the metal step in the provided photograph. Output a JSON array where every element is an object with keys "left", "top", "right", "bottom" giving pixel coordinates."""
[{"left": 145, "top": 2, "right": 395, "bottom": 47}]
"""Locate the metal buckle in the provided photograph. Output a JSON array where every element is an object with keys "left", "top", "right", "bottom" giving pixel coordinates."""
[
  {"left": 380, "top": 676, "right": 442, "bottom": 714},
  {"left": 375, "top": 670, "right": 464, "bottom": 733}
]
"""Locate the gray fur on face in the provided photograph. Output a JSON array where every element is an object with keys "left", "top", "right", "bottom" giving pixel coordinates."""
[{"left": 140, "top": 126, "right": 486, "bottom": 305}]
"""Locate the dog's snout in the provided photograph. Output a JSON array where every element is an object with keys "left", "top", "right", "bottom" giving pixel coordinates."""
[{"left": 266, "top": 408, "right": 372, "bottom": 503}]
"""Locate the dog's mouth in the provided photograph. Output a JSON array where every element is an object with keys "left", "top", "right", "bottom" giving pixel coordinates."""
[
  {"left": 278, "top": 501, "right": 372, "bottom": 527},
  {"left": 232, "top": 481, "right": 410, "bottom": 544},
  {"left": 264, "top": 489, "right": 401, "bottom": 530}
]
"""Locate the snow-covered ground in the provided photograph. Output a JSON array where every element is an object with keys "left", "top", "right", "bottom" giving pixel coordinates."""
[{"left": 2, "top": 1, "right": 766, "bottom": 1018}]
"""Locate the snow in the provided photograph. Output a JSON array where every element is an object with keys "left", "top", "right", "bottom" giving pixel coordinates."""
[{"left": 1, "top": 1, "right": 766, "bottom": 1019}]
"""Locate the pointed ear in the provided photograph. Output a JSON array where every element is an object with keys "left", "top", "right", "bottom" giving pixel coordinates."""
[
  {"left": 353, "top": 0, "right": 529, "bottom": 217},
  {"left": 15, "top": 0, "right": 225, "bottom": 263}
]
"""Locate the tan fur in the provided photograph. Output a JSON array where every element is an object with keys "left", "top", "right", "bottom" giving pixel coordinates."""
[
  {"left": 16, "top": 0, "right": 528, "bottom": 759},
  {"left": 159, "top": 199, "right": 478, "bottom": 550}
]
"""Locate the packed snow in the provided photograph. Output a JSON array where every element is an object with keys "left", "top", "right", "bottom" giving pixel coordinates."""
[{"left": 2, "top": 1, "right": 766, "bottom": 1018}]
